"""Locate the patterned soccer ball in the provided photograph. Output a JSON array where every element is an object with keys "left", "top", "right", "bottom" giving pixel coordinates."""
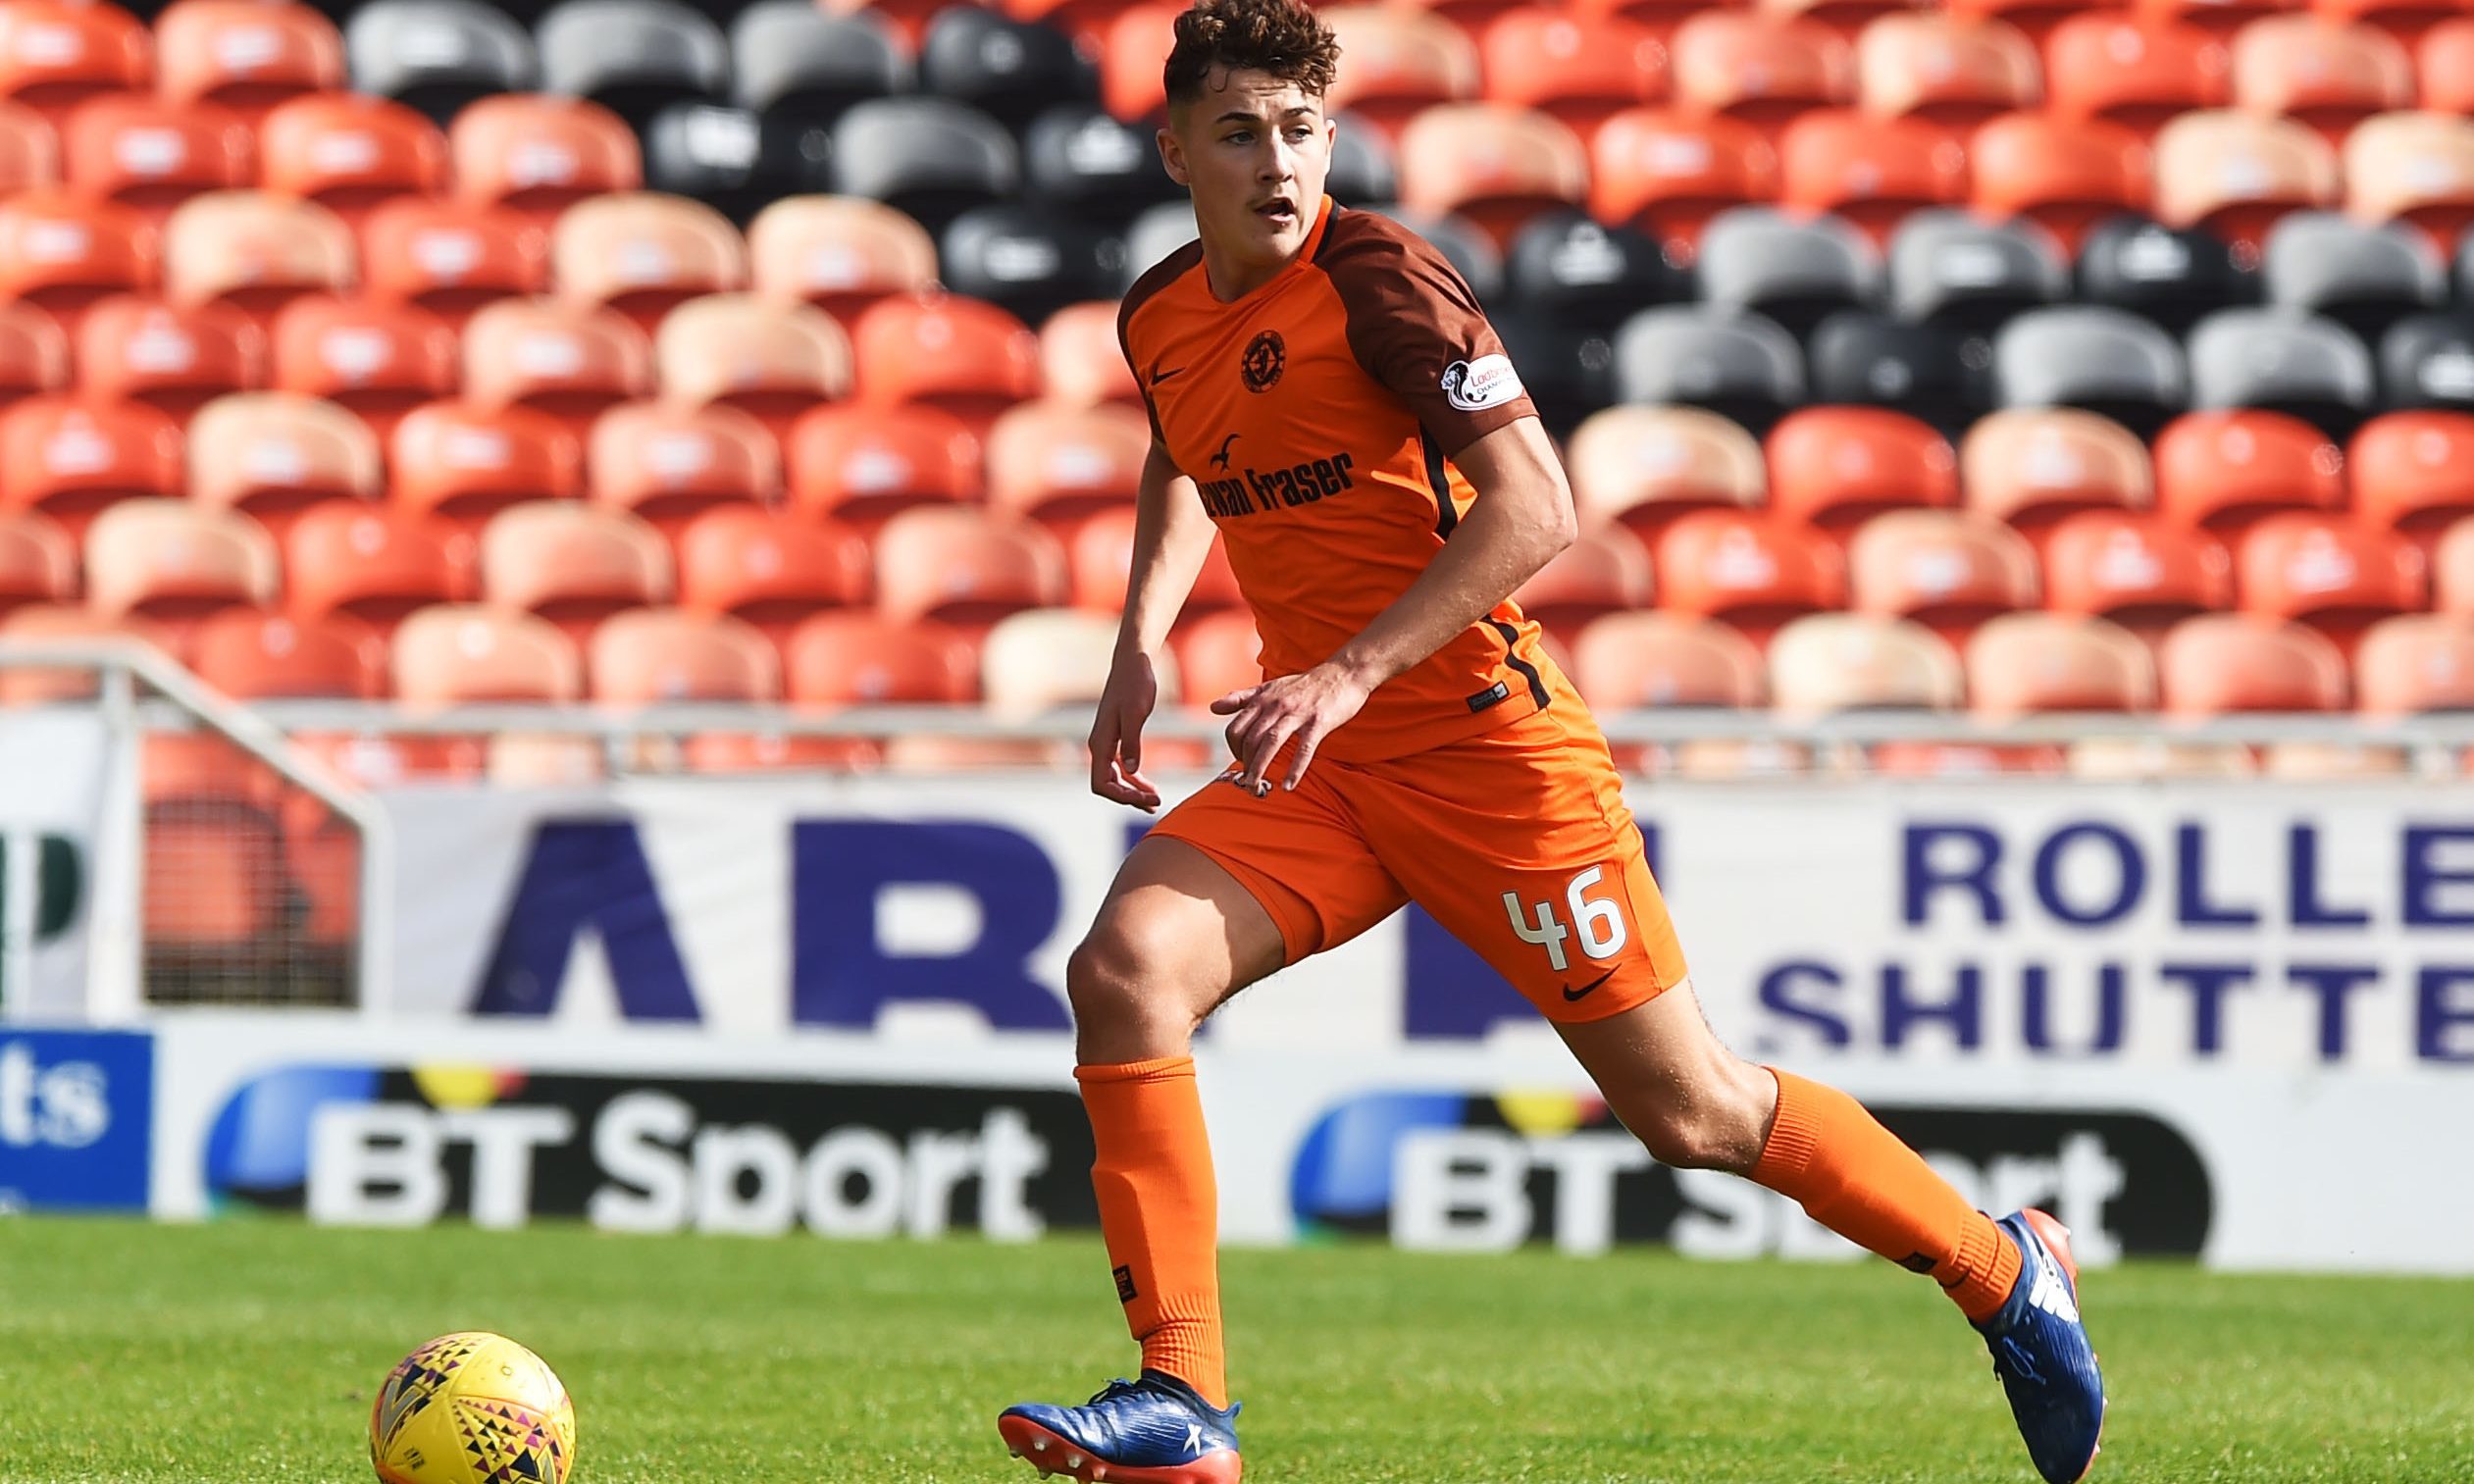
[{"left": 370, "top": 1331, "right": 577, "bottom": 1484}]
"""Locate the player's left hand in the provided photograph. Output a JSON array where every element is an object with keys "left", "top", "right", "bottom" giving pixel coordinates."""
[{"left": 1211, "top": 662, "right": 1371, "bottom": 794}]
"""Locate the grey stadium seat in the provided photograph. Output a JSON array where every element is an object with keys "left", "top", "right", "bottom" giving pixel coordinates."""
[
  {"left": 2261, "top": 212, "right": 2443, "bottom": 346},
  {"left": 1697, "top": 207, "right": 1878, "bottom": 340},
  {"left": 1613, "top": 306, "right": 1805, "bottom": 434},
  {"left": 731, "top": 3, "right": 906, "bottom": 128},
  {"left": 1328, "top": 116, "right": 1396, "bottom": 205},
  {"left": 2380, "top": 312, "right": 2474, "bottom": 412},
  {"left": 346, "top": 0, "right": 537, "bottom": 126},
  {"left": 940, "top": 203, "right": 1128, "bottom": 326},
  {"left": 1023, "top": 105, "right": 1183, "bottom": 227},
  {"left": 832, "top": 98, "right": 1018, "bottom": 236},
  {"left": 1888, "top": 210, "right": 2067, "bottom": 334},
  {"left": 537, "top": 0, "right": 730, "bottom": 132},
  {"left": 1992, "top": 306, "right": 2186, "bottom": 436},
  {"left": 1122, "top": 200, "right": 1198, "bottom": 283},
  {"left": 2186, "top": 308, "right": 2375, "bottom": 438},
  {"left": 644, "top": 102, "right": 833, "bottom": 227}
]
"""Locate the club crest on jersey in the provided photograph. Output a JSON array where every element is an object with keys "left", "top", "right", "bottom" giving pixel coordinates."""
[
  {"left": 1241, "top": 330, "right": 1286, "bottom": 391},
  {"left": 1441, "top": 353, "right": 1522, "bottom": 412}
]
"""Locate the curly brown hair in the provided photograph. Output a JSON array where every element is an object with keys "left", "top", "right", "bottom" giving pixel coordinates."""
[{"left": 1161, "top": 0, "right": 1340, "bottom": 108}]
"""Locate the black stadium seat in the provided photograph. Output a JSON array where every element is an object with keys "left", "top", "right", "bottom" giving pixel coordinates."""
[
  {"left": 1993, "top": 305, "right": 2186, "bottom": 436},
  {"left": 2187, "top": 308, "right": 2375, "bottom": 438},
  {"left": 2261, "top": 212, "right": 2444, "bottom": 346},
  {"left": 917, "top": 8, "right": 1096, "bottom": 134},
  {"left": 2379, "top": 312, "right": 2474, "bottom": 413},
  {"left": 2075, "top": 214, "right": 2260, "bottom": 337},
  {"left": 1697, "top": 207, "right": 1878, "bottom": 341},
  {"left": 832, "top": 98, "right": 1019, "bottom": 236},
  {"left": 1490, "top": 312, "right": 1615, "bottom": 438},
  {"left": 1506, "top": 212, "right": 1682, "bottom": 329},
  {"left": 1327, "top": 118, "right": 1396, "bottom": 205},
  {"left": 1023, "top": 105, "right": 1183, "bottom": 229},
  {"left": 536, "top": 0, "right": 730, "bottom": 132},
  {"left": 644, "top": 102, "right": 834, "bottom": 227},
  {"left": 1808, "top": 311, "right": 1990, "bottom": 436},
  {"left": 940, "top": 203, "right": 1128, "bottom": 327},
  {"left": 731, "top": 3, "right": 907, "bottom": 129},
  {"left": 1613, "top": 306, "right": 1804, "bottom": 434},
  {"left": 1887, "top": 209, "right": 2066, "bottom": 336},
  {"left": 347, "top": 0, "right": 538, "bottom": 127}
]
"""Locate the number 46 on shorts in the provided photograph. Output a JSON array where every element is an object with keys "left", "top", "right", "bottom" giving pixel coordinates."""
[{"left": 1501, "top": 865, "right": 1629, "bottom": 973}]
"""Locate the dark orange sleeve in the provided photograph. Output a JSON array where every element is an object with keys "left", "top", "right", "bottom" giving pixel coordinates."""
[{"left": 1317, "top": 210, "right": 1539, "bottom": 455}]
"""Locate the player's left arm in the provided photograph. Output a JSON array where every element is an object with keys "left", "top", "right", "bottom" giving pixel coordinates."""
[{"left": 1216, "top": 415, "right": 1575, "bottom": 791}]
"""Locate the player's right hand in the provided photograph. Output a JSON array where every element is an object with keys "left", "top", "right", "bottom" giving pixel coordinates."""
[{"left": 1089, "top": 647, "right": 1164, "bottom": 812}]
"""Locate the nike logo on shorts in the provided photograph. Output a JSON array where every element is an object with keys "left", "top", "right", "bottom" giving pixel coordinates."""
[{"left": 1562, "top": 969, "right": 1615, "bottom": 1002}]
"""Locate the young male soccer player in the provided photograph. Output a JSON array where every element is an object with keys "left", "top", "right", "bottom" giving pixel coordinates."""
[{"left": 995, "top": 2, "right": 2106, "bottom": 1478}]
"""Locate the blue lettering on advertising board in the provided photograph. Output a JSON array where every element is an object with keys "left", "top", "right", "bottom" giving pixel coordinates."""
[
  {"left": 471, "top": 821, "right": 699, "bottom": 1020},
  {"left": 0, "top": 1029, "right": 151, "bottom": 1211}
]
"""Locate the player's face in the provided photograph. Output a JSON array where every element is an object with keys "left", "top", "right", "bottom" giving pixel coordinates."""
[{"left": 1161, "top": 69, "right": 1334, "bottom": 285}]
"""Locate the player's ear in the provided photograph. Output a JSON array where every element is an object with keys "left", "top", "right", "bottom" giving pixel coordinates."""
[{"left": 1157, "top": 120, "right": 1191, "bottom": 188}]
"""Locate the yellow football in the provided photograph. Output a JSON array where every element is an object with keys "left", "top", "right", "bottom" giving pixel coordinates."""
[{"left": 370, "top": 1331, "right": 578, "bottom": 1484}]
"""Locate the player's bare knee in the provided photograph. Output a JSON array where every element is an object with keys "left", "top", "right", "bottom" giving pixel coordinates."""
[{"left": 1065, "top": 908, "right": 1222, "bottom": 1039}]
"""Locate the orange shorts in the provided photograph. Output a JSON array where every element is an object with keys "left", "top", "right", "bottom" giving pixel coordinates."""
[{"left": 1148, "top": 698, "right": 1689, "bottom": 1022}]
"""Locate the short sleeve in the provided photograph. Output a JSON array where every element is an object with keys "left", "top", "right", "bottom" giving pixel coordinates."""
[{"left": 1319, "top": 211, "right": 1537, "bottom": 454}]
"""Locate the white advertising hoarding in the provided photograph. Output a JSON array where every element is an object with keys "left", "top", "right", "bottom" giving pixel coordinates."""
[{"left": 0, "top": 712, "right": 113, "bottom": 1022}]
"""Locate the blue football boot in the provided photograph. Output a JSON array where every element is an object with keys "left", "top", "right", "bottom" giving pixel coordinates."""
[
  {"left": 998, "top": 1370, "right": 1242, "bottom": 1483},
  {"left": 1979, "top": 1208, "right": 2107, "bottom": 1482}
]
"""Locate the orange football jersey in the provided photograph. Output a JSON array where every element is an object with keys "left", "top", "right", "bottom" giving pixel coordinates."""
[{"left": 1118, "top": 198, "right": 1563, "bottom": 761}]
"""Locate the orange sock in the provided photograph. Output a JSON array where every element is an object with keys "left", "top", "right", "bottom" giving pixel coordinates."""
[
  {"left": 1076, "top": 1056, "right": 1228, "bottom": 1407},
  {"left": 1750, "top": 1068, "right": 2023, "bottom": 1323}
]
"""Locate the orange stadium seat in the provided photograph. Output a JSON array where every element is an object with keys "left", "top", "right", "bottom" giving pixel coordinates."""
[
  {"left": 1100, "top": 1, "right": 1180, "bottom": 123},
  {"left": 448, "top": 95, "right": 643, "bottom": 224},
  {"left": 2353, "top": 612, "right": 2474, "bottom": 712},
  {"left": 981, "top": 606, "right": 1168, "bottom": 722},
  {"left": 585, "top": 400, "right": 779, "bottom": 536},
  {"left": 2043, "top": 16, "right": 2233, "bottom": 138},
  {"left": 2042, "top": 509, "right": 2237, "bottom": 633},
  {"left": 1944, "top": 0, "right": 2094, "bottom": 44},
  {"left": 1569, "top": 405, "right": 1767, "bottom": 537},
  {"left": 550, "top": 191, "right": 748, "bottom": 334},
  {"left": 0, "top": 99, "right": 56, "bottom": 193},
  {"left": 2231, "top": 17, "right": 2414, "bottom": 145},
  {"left": 850, "top": 290, "right": 1042, "bottom": 435},
  {"left": 2139, "top": 0, "right": 2303, "bottom": 37},
  {"left": 357, "top": 198, "right": 550, "bottom": 328},
  {"left": 391, "top": 603, "right": 583, "bottom": 705},
  {"left": 746, "top": 194, "right": 940, "bottom": 324},
  {"left": 674, "top": 505, "right": 871, "bottom": 652},
  {"left": 189, "top": 608, "right": 384, "bottom": 698},
  {"left": 1589, "top": 109, "right": 1779, "bottom": 252},
  {"left": 459, "top": 297, "right": 652, "bottom": 434},
  {"left": 982, "top": 399, "right": 1150, "bottom": 531},
  {"left": 1847, "top": 507, "right": 2041, "bottom": 642},
  {"left": 1069, "top": 506, "right": 1245, "bottom": 619},
  {"left": 1965, "top": 611, "right": 2160, "bottom": 714},
  {"left": 1478, "top": 12, "right": 1669, "bottom": 139},
  {"left": 1768, "top": 611, "right": 1964, "bottom": 713},
  {"left": 1761, "top": 0, "right": 1919, "bottom": 43},
  {"left": 269, "top": 295, "right": 459, "bottom": 440},
  {"left": 1778, "top": 111, "right": 1968, "bottom": 246},
  {"left": 286, "top": 730, "right": 483, "bottom": 785},
  {"left": 1512, "top": 526, "right": 1657, "bottom": 641},
  {"left": 0, "top": 190, "right": 157, "bottom": 333},
  {"left": 2235, "top": 510, "right": 2426, "bottom": 649},
  {"left": 2350, "top": 412, "right": 2474, "bottom": 540},
  {"left": 0, "top": 508, "right": 72, "bottom": 617},
  {"left": 0, "top": 298, "right": 68, "bottom": 404},
  {"left": 1969, "top": 113, "right": 2152, "bottom": 255},
  {"left": 284, "top": 501, "right": 474, "bottom": 635},
  {"left": 2320, "top": 0, "right": 2474, "bottom": 42},
  {"left": 256, "top": 93, "right": 448, "bottom": 225},
  {"left": 2152, "top": 109, "right": 2339, "bottom": 249},
  {"left": 478, "top": 501, "right": 673, "bottom": 648},
  {"left": 589, "top": 608, "right": 781, "bottom": 703},
  {"left": 1857, "top": 14, "right": 2043, "bottom": 133},
  {"left": 2432, "top": 515, "right": 2474, "bottom": 611},
  {"left": 75, "top": 295, "right": 265, "bottom": 423},
  {"left": 1666, "top": 13, "right": 1853, "bottom": 133},
  {"left": 1654, "top": 508, "right": 1846, "bottom": 646},
  {"left": 872, "top": 506, "right": 1067, "bottom": 632},
  {"left": 61, "top": 96, "right": 252, "bottom": 222},
  {"left": 653, "top": 293, "right": 852, "bottom": 441},
  {"left": 2157, "top": 612, "right": 2348, "bottom": 713},
  {"left": 1570, "top": 610, "right": 1766, "bottom": 713},
  {"left": 0, "top": 394, "right": 181, "bottom": 537},
  {"left": 153, "top": 0, "right": 342, "bottom": 122},
  {"left": 1004, "top": 0, "right": 1146, "bottom": 50},
  {"left": 784, "top": 401, "right": 982, "bottom": 528},
  {"left": 1039, "top": 300, "right": 1142, "bottom": 410},
  {"left": 0, "top": 604, "right": 170, "bottom": 702},
  {"left": 160, "top": 190, "right": 355, "bottom": 328},
  {"left": 1319, "top": 7, "right": 1481, "bottom": 146},
  {"left": 185, "top": 391, "right": 380, "bottom": 535},
  {"left": 786, "top": 610, "right": 981, "bottom": 714},
  {"left": 1764, "top": 406, "right": 1959, "bottom": 536},
  {"left": 0, "top": 1, "right": 148, "bottom": 125},
  {"left": 82, "top": 499, "right": 277, "bottom": 643},
  {"left": 1170, "top": 607, "right": 1262, "bottom": 710},
  {"left": 2344, "top": 112, "right": 2474, "bottom": 248},
  {"left": 388, "top": 399, "right": 582, "bottom": 530},
  {"left": 1389, "top": 0, "right": 1539, "bottom": 47},
  {"left": 2152, "top": 408, "right": 2345, "bottom": 535},
  {"left": 1961, "top": 408, "right": 2156, "bottom": 543},
  {"left": 819, "top": 0, "right": 951, "bottom": 51},
  {"left": 1395, "top": 104, "right": 1589, "bottom": 249},
  {"left": 2415, "top": 19, "right": 2474, "bottom": 114}
]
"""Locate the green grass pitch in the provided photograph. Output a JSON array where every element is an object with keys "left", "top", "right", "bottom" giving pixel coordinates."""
[{"left": 3, "top": 1215, "right": 2469, "bottom": 1482}]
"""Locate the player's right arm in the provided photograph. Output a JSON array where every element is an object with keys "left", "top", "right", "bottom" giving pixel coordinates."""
[{"left": 1090, "top": 438, "right": 1217, "bottom": 812}]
